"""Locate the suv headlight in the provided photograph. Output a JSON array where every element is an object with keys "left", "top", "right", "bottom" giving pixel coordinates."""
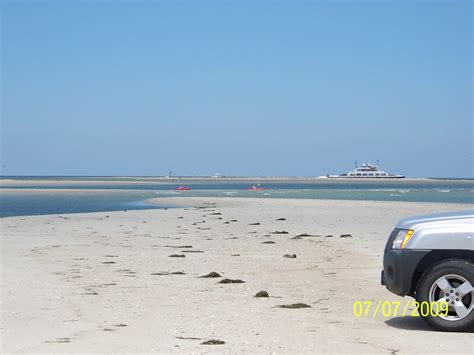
[{"left": 392, "top": 229, "right": 414, "bottom": 249}]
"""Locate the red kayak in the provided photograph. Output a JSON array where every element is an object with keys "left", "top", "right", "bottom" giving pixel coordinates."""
[
  {"left": 175, "top": 186, "right": 192, "bottom": 191},
  {"left": 249, "top": 185, "right": 268, "bottom": 191}
]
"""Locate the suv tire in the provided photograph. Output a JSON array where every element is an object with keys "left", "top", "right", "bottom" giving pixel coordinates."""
[{"left": 416, "top": 259, "right": 473, "bottom": 332}]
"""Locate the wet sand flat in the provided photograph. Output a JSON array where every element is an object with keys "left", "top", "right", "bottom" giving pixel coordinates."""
[{"left": 1, "top": 198, "right": 472, "bottom": 353}]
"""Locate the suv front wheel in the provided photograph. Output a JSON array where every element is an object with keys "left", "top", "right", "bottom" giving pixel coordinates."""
[{"left": 416, "top": 259, "right": 473, "bottom": 332}]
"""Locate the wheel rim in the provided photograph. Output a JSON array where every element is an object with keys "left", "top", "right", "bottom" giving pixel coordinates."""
[{"left": 428, "top": 274, "right": 473, "bottom": 321}]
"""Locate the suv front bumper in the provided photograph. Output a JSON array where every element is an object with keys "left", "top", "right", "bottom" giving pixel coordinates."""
[{"left": 381, "top": 249, "right": 430, "bottom": 296}]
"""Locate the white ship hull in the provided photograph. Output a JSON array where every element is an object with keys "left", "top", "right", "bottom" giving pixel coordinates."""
[{"left": 320, "top": 162, "right": 406, "bottom": 179}]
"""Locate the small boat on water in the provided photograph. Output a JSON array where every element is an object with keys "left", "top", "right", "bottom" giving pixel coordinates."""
[
  {"left": 175, "top": 186, "right": 192, "bottom": 191},
  {"left": 249, "top": 184, "right": 268, "bottom": 191},
  {"left": 319, "top": 162, "right": 405, "bottom": 179}
]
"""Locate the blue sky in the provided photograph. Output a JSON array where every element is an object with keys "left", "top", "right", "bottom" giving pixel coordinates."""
[{"left": 1, "top": 0, "right": 472, "bottom": 177}]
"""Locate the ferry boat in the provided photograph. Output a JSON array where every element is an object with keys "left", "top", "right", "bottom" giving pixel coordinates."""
[{"left": 320, "top": 162, "right": 405, "bottom": 179}]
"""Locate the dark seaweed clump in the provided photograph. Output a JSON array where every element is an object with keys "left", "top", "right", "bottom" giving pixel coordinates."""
[
  {"left": 218, "top": 278, "right": 245, "bottom": 284},
  {"left": 278, "top": 303, "right": 311, "bottom": 309},
  {"left": 201, "top": 339, "right": 225, "bottom": 345},
  {"left": 200, "top": 272, "right": 221, "bottom": 278}
]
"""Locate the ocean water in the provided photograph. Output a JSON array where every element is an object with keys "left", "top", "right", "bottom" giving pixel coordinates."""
[
  {"left": 0, "top": 190, "right": 165, "bottom": 218},
  {"left": 1, "top": 177, "right": 472, "bottom": 217}
]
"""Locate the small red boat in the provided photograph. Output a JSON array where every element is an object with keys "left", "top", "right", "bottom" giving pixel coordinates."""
[
  {"left": 175, "top": 186, "right": 192, "bottom": 191},
  {"left": 249, "top": 184, "right": 268, "bottom": 191}
]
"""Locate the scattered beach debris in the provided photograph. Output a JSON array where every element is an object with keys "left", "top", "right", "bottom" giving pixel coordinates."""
[
  {"left": 101, "top": 261, "right": 116, "bottom": 264},
  {"left": 270, "top": 231, "right": 289, "bottom": 234},
  {"left": 276, "top": 218, "right": 286, "bottom": 221},
  {"left": 199, "top": 271, "right": 221, "bottom": 278},
  {"left": 45, "top": 337, "right": 71, "bottom": 343},
  {"left": 283, "top": 254, "right": 297, "bottom": 258},
  {"left": 209, "top": 212, "right": 222, "bottom": 215},
  {"left": 229, "top": 219, "right": 238, "bottom": 222},
  {"left": 324, "top": 235, "right": 334, "bottom": 238},
  {"left": 291, "top": 233, "right": 323, "bottom": 240},
  {"left": 278, "top": 303, "right": 312, "bottom": 309},
  {"left": 249, "top": 222, "right": 260, "bottom": 225},
  {"left": 262, "top": 241, "right": 275, "bottom": 244},
  {"left": 151, "top": 272, "right": 186, "bottom": 276},
  {"left": 201, "top": 339, "right": 225, "bottom": 345},
  {"left": 231, "top": 254, "right": 240, "bottom": 257},
  {"left": 84, "top": 290, "right": 99, "bottom": 296},
  {"left": 169, "top": 254, "right": 185, "bottom": 258},
  {"left": 115, "top": 323, "right": 127, "bottom": 327},
  {"left": 218, "top": 278, "right": 245, "bottom": 284},
  {"left": 255, "top": 290, "right": 269, "bottom": 297},
  {"left": 182, "top": 250, "right": 204, "bottom": 253},
  {"left": 339, "top": 234, "right": 353, "bottom": 238},
  {"left": 115, "top": 269, "right": 134, "bottom": 273},
  {"left": 103, "top": 328, "right": 114, "bottom": 332},
  {"left": 104, "top": 255, "right": 118, "bottom": 257},
  {"left": 176, "top": 336, "right": 202, "bottom": 340},
  {"left": 165, "top": 245, "right": 193, "bottom": 248}
]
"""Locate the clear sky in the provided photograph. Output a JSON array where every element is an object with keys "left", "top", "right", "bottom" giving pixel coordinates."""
[{"left": 1, "top": 0, "right": 472, "bottom": 177}]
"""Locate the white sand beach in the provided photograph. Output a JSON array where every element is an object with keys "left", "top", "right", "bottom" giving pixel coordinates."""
[{"left": 1, "top": 198, "right": 473, "bottom": 353}]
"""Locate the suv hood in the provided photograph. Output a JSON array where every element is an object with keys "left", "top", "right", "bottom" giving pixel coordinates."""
[{"left": 396, "top": 209, "right": 474, "bottom": 230}]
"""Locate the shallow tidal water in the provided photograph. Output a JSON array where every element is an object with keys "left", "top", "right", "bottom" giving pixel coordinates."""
[{"left": 1, "top": 177, "right": 472, "bottom": 217}]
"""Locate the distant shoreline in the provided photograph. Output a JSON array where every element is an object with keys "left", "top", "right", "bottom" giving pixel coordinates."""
[{"left": 1, "top": 176, "right": 472, "bottom": 186}]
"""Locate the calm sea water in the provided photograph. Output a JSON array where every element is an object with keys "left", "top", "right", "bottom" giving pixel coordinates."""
[{"left": 1, "top": 177, "right": 473, "bottom": 217}]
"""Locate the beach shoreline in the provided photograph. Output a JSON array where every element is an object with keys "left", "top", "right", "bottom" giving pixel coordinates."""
[
  {"left": 0, "top": 176, "right": 459, "bottom": 187},
  {"left": 1, "top": 197, "right": 472, "bottom": 353}
]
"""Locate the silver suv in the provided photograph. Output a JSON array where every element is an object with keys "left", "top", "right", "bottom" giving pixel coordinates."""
[{"left": 382, "top": 210, "right": 473, "bottom": 332}]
